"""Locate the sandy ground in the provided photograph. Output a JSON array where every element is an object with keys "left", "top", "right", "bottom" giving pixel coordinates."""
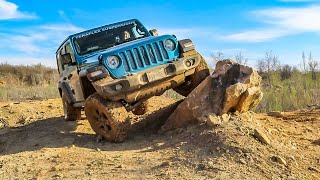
[{"left": 0, "top": 96, "right": 319, "bottom": 179}]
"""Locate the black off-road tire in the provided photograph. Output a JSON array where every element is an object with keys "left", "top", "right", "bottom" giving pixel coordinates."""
[
  {"left": 84, "top": 93, "right": 130, "bottom": 142},
  {"left": 132, "top": 101, "right": 149, "bottom": 115},
  {"left": 174, "top": 54, "right": 210, "bottom": 97},
  {"left": 62, "top": 92, "right": 81, "bottom": 121}
]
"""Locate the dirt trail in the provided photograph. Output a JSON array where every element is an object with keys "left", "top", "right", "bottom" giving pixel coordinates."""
[{"left": 0, "top": 96, "right": 319, "bottom": 179}]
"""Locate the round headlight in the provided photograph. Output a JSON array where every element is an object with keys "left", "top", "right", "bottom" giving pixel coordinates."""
[
  {"left": 107, "top": 56, "right": 120, "bottom": 69},
  {"left": 164, "top": 39, "right": 175, "bottom": 51}
]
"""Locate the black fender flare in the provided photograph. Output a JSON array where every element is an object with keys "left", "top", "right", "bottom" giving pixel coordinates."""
[
  {"left": 178, "top": 39, "right": 195, "bottom": 53},
  {"left": 58, "top": 81, "right": 76, "bottom": 104}
]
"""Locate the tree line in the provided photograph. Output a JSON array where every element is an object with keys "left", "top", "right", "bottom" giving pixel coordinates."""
[{"left": 211, "top": 50, "right": 320, "bottom": 112}]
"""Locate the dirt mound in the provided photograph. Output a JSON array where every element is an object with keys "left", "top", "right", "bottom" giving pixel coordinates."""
[{"left": 0, "top": 97, "right": 319, "bottom": 179}]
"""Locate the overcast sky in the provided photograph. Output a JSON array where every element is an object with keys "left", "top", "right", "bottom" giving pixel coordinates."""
[{"left": 0, "top": 0, "right": 320, "bottom": 67}]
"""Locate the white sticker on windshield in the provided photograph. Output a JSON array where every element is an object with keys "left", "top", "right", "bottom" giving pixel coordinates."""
[{"left": 75, "top": 21, "right": 137, "bottom": 39}]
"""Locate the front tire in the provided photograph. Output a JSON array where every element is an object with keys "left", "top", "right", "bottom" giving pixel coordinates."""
[{"left": 84, "top": 93, "right": 130, "bottom": 142}]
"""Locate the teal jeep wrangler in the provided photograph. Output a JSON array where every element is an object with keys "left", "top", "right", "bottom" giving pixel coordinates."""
[{"left": 56, "top": 19, "right": 209, "bottom": 142}]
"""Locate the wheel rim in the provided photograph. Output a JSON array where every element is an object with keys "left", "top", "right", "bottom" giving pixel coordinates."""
[
  {"left": 85, "top": 94, "right": 130, "bottom": 142},
  {"left": 93, "top": 108, "right": 112, "bottom": 134}
]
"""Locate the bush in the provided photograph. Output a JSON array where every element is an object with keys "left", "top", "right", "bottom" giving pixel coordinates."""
[
  {"left": 256, "top": 71, "right": 320, "bottom": 112},
  {"left": 0, "top": 63, "right": 59, "bottom": 101}
]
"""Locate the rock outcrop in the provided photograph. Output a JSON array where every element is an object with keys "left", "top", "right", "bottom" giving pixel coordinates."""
[{"left": 160, "top": 59, "right": 263, "bottom": 132}]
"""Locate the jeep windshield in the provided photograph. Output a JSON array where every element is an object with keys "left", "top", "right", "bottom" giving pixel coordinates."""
[{"left": 73, "top": 21, "right": 149, "bottom": 55}]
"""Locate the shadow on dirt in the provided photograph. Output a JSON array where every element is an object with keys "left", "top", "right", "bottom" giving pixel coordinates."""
[{"left": 0, "top": 101, "right": 235, "bottom": 159}]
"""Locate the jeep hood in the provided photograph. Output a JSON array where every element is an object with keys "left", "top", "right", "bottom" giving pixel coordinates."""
[{"left": 79, "top": 35, "right": 176, "bottom": 65}]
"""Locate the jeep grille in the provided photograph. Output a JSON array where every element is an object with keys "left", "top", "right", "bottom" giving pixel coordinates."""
[{"left": 119, "top": 41, "right": 169, "bottom": 72}]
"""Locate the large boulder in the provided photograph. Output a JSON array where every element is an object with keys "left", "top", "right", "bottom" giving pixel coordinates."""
[{"left": 160, "top": 59, "right": 263, "bottom": 132}]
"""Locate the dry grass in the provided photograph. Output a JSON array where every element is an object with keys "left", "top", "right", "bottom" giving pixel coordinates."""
[
  {"left": 1, "top": 63, "right": 319, "bottom": 113},
  {"left": 0, "top": 85, "right": 59, "bottom": 101},
  {"left": 256, "top": 72, "right": 320, "bottom": 112},
  {"left": 0, "top": 63, "right": 59, "bottom": 101}
]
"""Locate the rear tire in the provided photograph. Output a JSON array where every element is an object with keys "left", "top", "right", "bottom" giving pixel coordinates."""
[
  {"left": 174, "top": 54, "right": 210, "bottom": 97},
  {"left": 84, "top": 93, "right": 130, "bottom": 142},
  {"left": 62, "top": 92, "right": 81, "bottom": 121}
]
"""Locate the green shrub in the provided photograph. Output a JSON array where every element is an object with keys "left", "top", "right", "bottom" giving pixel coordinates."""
[{"left": 256, "top": 71, "right": 320, "bottom": 112}]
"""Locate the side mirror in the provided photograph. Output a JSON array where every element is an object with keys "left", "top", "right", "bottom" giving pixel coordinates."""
[
  {"left": 149, "top": 29, "right": 158, "bottom": 36},
  {"left": 61, "top": 53, "right": 72, "bottom": 65}
]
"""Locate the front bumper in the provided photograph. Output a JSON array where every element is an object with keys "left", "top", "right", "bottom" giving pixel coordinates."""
[{"left": 91, "top": 53, "right": 200, "bottom": 102}]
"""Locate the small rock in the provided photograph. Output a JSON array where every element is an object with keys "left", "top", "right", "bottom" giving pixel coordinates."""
[
  {"left": 253, "top": 128, "right": 271, "bottom": 145},
  {"left": 308, "top": 166, "right": 319, "bottom": 173},
  {"left": 271, "top": 155, "right": 287, "bottom": 165},
  {"left": 312, "top": 139, "right": 320, "bottom": 146},
  {"left": 3, "top": 103, "right": 12, "bottom": 108},
  {"left": 207, "top": 161, "right": 214, "bottom": 169},
  {"left": 52, "top": 174, "right": 61, "bottom": 179},
  {"left": 156, "top": 142, "right": 165, "bottom": 147},
  {"left": 207, "top": 115, "right": 221, "bottom": 127},
  {"left": 221, "top": 114, "right": 230, "bottom": 122},
  {"left": 196, "top": 163, "right": 206, "bottom": 171},
  {"left": 116, "top": 164, "right": 123, "bottom": 168},
  {"left": 160, "top": 161, "right": 171, "bottom": 167},
  {"left": 305, "top": 127, "right": 313, "bottom": 132},
  {"left": 49, "top": 167, "right": 57, "bottom": 172},
  {"left": 96, "top": 148, "right": 101, "bottom": 152},
  {"left": 239, "top": 158, "right": 247, "bottom": 164},
  {"left": 235, "top": 149, "right": 243, "bottom": 154},
  {"left": 267, "top": 111, "right": 284, "bottom": 118}
]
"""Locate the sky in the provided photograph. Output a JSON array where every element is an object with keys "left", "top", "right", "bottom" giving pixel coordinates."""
[{"left": 0, "top": 0, "right": 320, "bottom": 68}]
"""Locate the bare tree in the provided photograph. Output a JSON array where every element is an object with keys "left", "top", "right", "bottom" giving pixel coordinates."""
[
  {"left": 211, "top": 51, "right": 224, "bottom": 64},
  {"left": 256, "top": 59, "right": 266, "bottom": 73},
  {"left": 280, "top": 64, "right": 293, "bottom": 80},
  {"left": 308, "top": 52, "right": 318, "bottom": 80},
  {"left": 256, "top": 51, "right": 280, "bottom": 86},
  {"left": 235, "top": 52, "right": 248, "bottom": 65}
]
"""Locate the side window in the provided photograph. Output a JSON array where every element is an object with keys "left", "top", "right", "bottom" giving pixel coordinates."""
[
  {"left": 56, "top": 48, "right": 64, "bottom": 73},
  {"left": 65, "top": 43, "right": 76, "bottom": 63},
  {"left": 59, "top": 46, "right": 71, "bottom": 71},
  {"left": 56, "top": 53, "right": 61, "bottom": 73}
]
